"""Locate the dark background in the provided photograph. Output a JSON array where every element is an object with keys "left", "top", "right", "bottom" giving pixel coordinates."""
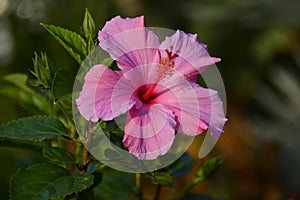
[{"left": 0, "top": 0, "right": 300, "bottom": 199}]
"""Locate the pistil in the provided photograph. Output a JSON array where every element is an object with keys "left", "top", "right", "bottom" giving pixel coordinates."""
[{"left": 141, "top": 49, "right": 178, "bottom": 102}]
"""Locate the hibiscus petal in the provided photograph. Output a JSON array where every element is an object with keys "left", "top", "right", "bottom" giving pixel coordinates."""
[
  {"left": 98, "top": 16, "right": 144, "bottom": 40},
  {"left": 197, "top": 87, "right": 227, "bottom": 138},
  {"left": 121, "top": 64, "right": 160, "bottom": 91},
  {"left": 159, "top": 30, "right": 220, "bottom": 81},
  {"left": 76, "top": 64, "right": 135, "bottom": 121},
  {"left": 155, "top": 82, "right": 226, "bottom": 138},
  {"left": 98, "top": 16, "right": 160, "bottom": 72},
  {"left": 123, "top": 104, "right": 176, "bottom": 160}
]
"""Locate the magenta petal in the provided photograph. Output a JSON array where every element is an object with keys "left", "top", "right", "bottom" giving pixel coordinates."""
[
  {"left": 123, "top": 104, "right": 176, "bottom": 160},
  {"left": 155, "top": 83, "right": 226, "bottom": 138},
  {"left": 98, "top": 16, "right": 160, "bottom": 72},
  {"left": 76, "top": 64, "right": 134, "bottom": 121},
  {"left": 98, "top": 16, "right": 144, "bottom": 41},
  {"left": 196, "top": 87, "right": 227, "bottom": 138},
  {"left": 121, "top": 64, "right": 159, "bottom": 89},
  {"left": 160, "top": 30, "right": 220, "bottom": 81}
]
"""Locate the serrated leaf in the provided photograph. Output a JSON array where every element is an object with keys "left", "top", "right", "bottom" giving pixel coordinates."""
[
  {"left": 82, "top": 8, "right": 96, "bottom": 40},
  {"left": 0, "top": 74, "right": 51, "bottom": 114},
  {"left": 9, "top": 163, "right": 94, "bottom": 200},
  {"left": 52, "top": 70, "right": 74, "bottom": 100},
  {"left": 32, "top": 52, "right": 52, "bottom": 89},
  {"left": 70, "top": 168, "right": 94, "bottom": 193},
  {"left": 41, "top": 23, "right": 87, "bottom": 64},
  {"left": 0, "top": 116, "right": 68, "bottom": 141},
  {"left": 197, "top": 156, "right": 223, "bottom": 181},
  {"left": 42, "top": 147, "right": 76, "bottom": 163}
]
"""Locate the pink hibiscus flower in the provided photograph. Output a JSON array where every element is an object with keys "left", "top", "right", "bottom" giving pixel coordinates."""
[{"left": 76, "top": 16, "right": 227, "bottom": 160}]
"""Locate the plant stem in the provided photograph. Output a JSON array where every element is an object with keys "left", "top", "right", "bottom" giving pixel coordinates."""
[
  {"left": 76, "top": 123, "right": 95, "bottom": 199},
  {"left": 153, "top": 184, "right": 161, "bottom": 200},
  {"left": 136, "top": 173, "right": 141, "bottom": 189},
  {"left": 82, "top": 146, "right": 89, "bottom": 170},
  {"left": 66, "top": 126, "right": 76, "bottom": 171},
  {"left": 82, "top": 122, "right": 94, "bottom": 171}
]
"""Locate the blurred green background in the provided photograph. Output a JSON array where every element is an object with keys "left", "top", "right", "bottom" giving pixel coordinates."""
[{"left": 0, "top": 0, "right": 300, "bottom": 199}]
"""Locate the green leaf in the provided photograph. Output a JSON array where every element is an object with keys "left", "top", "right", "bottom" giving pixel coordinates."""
[
  {"left": 0, "top": 138, "right": 47, "bottom": 151},
  {"left": 3, "top": 73, "right": 33, "bottom": 91},
  {"left": 41, "top": 23, "right": 87, "bottom": 64},
  {"left": 170, "top": 153, "right": 194, "bottom": 178},
  {"left": 52, "top": 70, "right": 74, "bottom": 100},
  {"left": 42, "top": 147, "right": 76, "bottom": 163},
  {"left": 0, "top": 85, "right": 50, "bottom": 115},
  {"left": 177, "top": 157, "right": 223, "bottom": 196},
  {"left": 196, "top": 156, "right": 223, "bottom": 181},
  {"left": 148, "top": 172, "right": 173, "bottom": 187},
  {"left": 82, "top": 9, "right": 97, "bottom": 54},
  {"left": 0, "top": 116, "right": 68, "bottom": 141},
  {"left": 94, "top": 176, "right": 139, "bottom": 199},
  {"left": 53, "top": 94, "right": 74, "bottom": 122},
  {"left": 105, "top": 120, "right": 124, "bottom": 137},
  {"left": 179, "top": 194, "right": 213, "bottom": 200},
  {"left": 82, "top": 8, "right": 96, "bottom": 40},
  {"left": 0, "top": 74, "right": 52, "bottom": 115},
  {"left": 69, "top": 167, "right": 94, "bottom": 194},
  {"left": 9, "top": 163, "right": 94, "bottom": 200},
  {"left": 31, "top": 52, "right": 52, "bottom": 89},
  {"left": 101, "top": 57, "right": 114, "bottom": 66},
  {"left": 86, "top": 160, "right": 102, "bottom": 174},
  {"left": 105, "top": 59, "right": 120, "bottom": 71},
  {"left": 0, "top": 137, "right": 50, "bottom": 154}
]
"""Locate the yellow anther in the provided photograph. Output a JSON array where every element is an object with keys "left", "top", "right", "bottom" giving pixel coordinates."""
[{"left": 157, "top": 57, "right": 175, "bottom": 79}]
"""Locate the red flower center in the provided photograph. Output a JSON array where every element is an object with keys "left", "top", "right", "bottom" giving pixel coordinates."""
[
  {"left": 138, "top": 84, "right": 157, "bottom": 104},
  {"left": 141, "top": 49, "right": 178, "bottom": 102}
]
